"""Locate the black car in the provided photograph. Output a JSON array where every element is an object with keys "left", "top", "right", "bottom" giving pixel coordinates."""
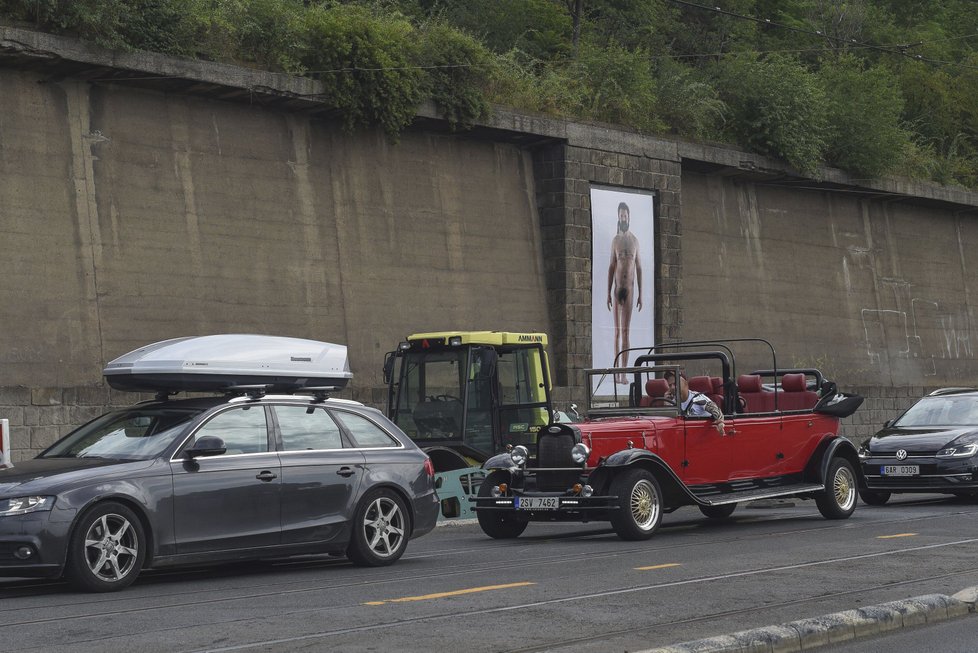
[
  {"left": 0, "top": 393, "right": 439, "bottom": 591},
  {"left": 859, "top": 388, "right": 978, "bottom": 505}
]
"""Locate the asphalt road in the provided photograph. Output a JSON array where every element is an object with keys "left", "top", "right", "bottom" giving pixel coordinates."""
[{"left": 3, "top": 493, "right": 978, "bottom": 653}]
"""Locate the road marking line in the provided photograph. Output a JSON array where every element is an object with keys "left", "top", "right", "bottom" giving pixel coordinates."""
[
  {"left": 197, "top": 538, "right": 978, "bottom": 652},
  {"left": 363, "top": 581, "right": 535, "bottom": 606},
  {"left": 635, "top": 563, "right": 682, "bottom": 571},
  {"left": 878, "top": 533, "right": 918, "bottom": 539}
]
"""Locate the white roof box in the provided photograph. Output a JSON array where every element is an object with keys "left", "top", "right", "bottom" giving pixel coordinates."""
[{"left": 103, "top": 335, "right": 352, "bottom": 393}]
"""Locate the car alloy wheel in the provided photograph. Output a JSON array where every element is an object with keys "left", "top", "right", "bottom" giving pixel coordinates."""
[
  {"left": 630, "top": 479, "right": 660, "bottom": 529},
  {"left": 816, "top": 457, "right": 858, "bottom": 520},
  {"left": 609, "top": 469, "right": 663, "bottom": 540},
  {"left": 84, "top": 513, "right": 139, "bottom": 581},
  {"left": 66, "top": 502, "right": 146, "bottom": 592},
  {"left": 363, "top": 496, "right": 405, "bottom": 559},
  {"left": 833, "top": 465, "right": 856, "bottom": 511},
  {"left": 347, "top": 488, "right": 410, "bottom": 566}
]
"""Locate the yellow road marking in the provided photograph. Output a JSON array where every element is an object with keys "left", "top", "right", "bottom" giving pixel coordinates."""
[
  {"left": 363, "top": 581, "right": 535, "bottom": 606},
  {"left": 634, "top": 563, "right": 682, "bottom": 571},
  {"left": 877, "top": 533, "right": 918, "bottom": 539}
]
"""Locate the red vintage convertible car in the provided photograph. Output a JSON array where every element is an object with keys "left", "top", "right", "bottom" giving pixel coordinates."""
[{"left": 472, "top": 340, "right": 864, "bottom": 540}]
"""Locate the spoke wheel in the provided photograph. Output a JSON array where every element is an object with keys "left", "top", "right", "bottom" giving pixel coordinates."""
[
  {"left": 66, "top": 502, "right": 145, "bottom": 592},
  {"left": 816, "top": 457, "right": 858, "bottom": 519},
  {"left": 347, "top": 489, "right": 410, "bottom": 566},
  {"left": 609, "top": 469, "right": 663, "bottom": 540}
]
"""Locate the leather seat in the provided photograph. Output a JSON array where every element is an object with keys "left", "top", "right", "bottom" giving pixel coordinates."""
[
  {"left": 689, "top": 375, "right": 724, "bottom": 408},
  {"left": 640, "top": 378, "right": 670, "bottom": 407},
  {"left": 779, "top": 373, "right": 819, "bottom": 411},
  {"left": 737, "top": 374, "right": 775, "bottom": 413}
]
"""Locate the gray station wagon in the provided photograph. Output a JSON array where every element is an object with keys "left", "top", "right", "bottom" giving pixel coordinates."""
[{"left": 0, "top": 392, "right": 439, "bottom": 591}]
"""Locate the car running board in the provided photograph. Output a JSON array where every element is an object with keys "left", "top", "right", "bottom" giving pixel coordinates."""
[{"left": 697, "top": 483, "right": 825, "bottom": 507}]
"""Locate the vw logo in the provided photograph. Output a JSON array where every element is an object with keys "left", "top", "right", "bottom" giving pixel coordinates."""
[{"left": 896, "top": 449, "right": 908, "bottom": 460}]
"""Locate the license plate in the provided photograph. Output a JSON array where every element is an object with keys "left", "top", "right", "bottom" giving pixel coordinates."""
[
  {"left": 881, "top": 465, "right": 919, "bottom": 476},
  {"left": 515, "top": 496, "right": 559, "bottom": 510}
]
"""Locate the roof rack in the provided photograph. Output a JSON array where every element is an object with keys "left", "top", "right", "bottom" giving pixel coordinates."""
[
  {"left": 224, "top": 385, "right": 272, "bottom": 401},
  {"left": 293, "top": 386, "right": 341, "bottom": 403}
]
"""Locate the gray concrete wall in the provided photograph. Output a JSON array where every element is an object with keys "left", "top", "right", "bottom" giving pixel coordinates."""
[
  {"left": 681, "top": 171, "right": 977, "bottom": 387},
  {"left": 0, "top": 68, "right": 551, "bottom": 460},
  {"left": 680, "top": 171, "right": 978, "bottom": 440},
  {"left": 2, "top": 27, "right": 978, "bottom": 459}
]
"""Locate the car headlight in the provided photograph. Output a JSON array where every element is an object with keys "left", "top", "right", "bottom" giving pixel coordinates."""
[
  {"left": 510, "top": 445, "right": 529, "bottom": 466},
  {"left": 936, "top": 443, "right": 978, "bottom": 458},
  {"left": 0, "top": 496, "right": 55, "bottom": 517},
  {"left": 858, "top": 446, "right": 871, "bottom": 459},
  {"left": 571, "top": 443, "right": 591, "bottom": 464}
]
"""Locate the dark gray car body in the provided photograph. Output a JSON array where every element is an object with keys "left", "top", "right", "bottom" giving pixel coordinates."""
[{"left": 0, "top": 395, "right": 439, "bottom": 579}]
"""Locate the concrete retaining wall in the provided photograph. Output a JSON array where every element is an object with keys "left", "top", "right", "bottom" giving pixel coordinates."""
[
  {"left": 681, "top": 171, "right": 978, "bottom": 388},
  {"left": 0, "top": 67, "right": 551, "bottom": 460},
  {"left": 1, "top": 27, "right": 977, "bottom": 460}
]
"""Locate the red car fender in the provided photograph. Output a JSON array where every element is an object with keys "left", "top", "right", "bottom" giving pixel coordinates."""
[
  {"left": 802, "top": 435, "right": 862, "bottom": 485},
  {"left": 588, "top": 449, "right": 703, "bottom": 506}
]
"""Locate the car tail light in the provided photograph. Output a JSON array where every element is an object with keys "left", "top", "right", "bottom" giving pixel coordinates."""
[{"left": 423, "top": 457, "right": 435, "bottom": 478}]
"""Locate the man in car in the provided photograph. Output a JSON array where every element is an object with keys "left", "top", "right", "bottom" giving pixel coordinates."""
[{"left": 663, "top": 370, "right": 725, "bottom": 434}]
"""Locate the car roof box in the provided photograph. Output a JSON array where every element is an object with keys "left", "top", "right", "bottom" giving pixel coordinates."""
[{"left": 103, "top": 335, "right": 352, "bottom": 393}]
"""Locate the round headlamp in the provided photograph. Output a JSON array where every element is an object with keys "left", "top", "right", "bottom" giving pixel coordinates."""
[
  {"left": 571, "top": 443, "right": 591, "bottom": 465},
  {"left": 510, "top": 445, "right": 529, "bottom": 466}
]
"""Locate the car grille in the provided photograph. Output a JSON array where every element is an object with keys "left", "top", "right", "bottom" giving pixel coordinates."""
[
  {"left": 872, "top": 450, "right": 939, "bottom": 458},
  {"left": 536, "top": 431, "right": 579, "bottom": 491},
  {"left": 865, "top": 475, "right": 975, "bottom": 489}
]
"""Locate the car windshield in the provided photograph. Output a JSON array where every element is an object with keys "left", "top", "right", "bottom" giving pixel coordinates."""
[
  {"left": 893, "top": 395, "right": 978, "bottom": 427},
  {"left": 41, "top": 406, "right": 205, "bottom": 460}
]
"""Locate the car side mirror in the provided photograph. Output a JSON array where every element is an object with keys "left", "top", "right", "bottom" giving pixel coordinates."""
[
  {"left": 884, "top": 419, "right": 894, "bottom": 429},
  {"left": 185, "top": 436, "right": 227, "bottom": 458}
]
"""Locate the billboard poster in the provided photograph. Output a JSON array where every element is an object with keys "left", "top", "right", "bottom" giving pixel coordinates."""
[{"left": 590, "top": 186, "right": 655, "bottom": 392}]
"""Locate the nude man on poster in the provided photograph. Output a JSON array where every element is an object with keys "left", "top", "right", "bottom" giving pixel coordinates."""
[{"left": 606, "top": 201, "right": 643, "bottom": 384}]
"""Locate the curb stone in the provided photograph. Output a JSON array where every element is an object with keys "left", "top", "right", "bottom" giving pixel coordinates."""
[
  {"left": 636, "top": 588, "right": 978, "bottom": 653},
  {"left": 435, "top": 517, "right": 478, "bottom": 528}
]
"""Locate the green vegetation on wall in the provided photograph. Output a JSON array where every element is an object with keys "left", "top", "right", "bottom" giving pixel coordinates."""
[{"left": 1, "top": 0, "right": 976, "bottom": 187}]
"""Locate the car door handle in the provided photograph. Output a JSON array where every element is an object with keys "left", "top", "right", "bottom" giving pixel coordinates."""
[
  {"left": 255, "top": 470, "right": 278, "bottom": 482},
  {"left": 337, "top": 467, "right": 356, "bottom": 477}
]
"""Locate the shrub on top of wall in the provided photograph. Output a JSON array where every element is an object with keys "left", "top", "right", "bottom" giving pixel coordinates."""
[
  {"left": 417, "top": 22, "right": 494, "bottom": 129},
  {"left": 296, "top": 4, "right": 425, "bottom": 136},
  {"left": 715, "top": 53, "right": 828, "bottom": 177}
]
